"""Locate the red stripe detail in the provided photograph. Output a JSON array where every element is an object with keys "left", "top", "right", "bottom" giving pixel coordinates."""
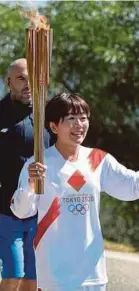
[
  {"left": 38, "top": 289, "right": 42, "bottom": 291},
  {"left": 34, "top": 197, "right": 60, "bottom": 249},
  {"left": 88, "top": 148, "right": 106, "bottom": 171}
]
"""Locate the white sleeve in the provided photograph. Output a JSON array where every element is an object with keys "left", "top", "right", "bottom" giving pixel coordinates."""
[
  {"left": 10, "top": 159, "right": 39, "bottom": 219},
  {"left": 101, "top": 154, "right": 139, "bottom": 201}
]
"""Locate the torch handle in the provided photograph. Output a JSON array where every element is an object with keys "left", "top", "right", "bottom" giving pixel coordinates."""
[{"left": 26, "top": 28, "right": 53, "bottom": 194}]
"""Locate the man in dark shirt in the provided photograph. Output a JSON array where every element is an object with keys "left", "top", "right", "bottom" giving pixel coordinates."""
[{"left": 0, "top": 58, "right": 49, "bottom": 291}]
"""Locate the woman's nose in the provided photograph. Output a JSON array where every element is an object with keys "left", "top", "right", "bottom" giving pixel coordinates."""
[{"left": 74, "top": 118, "right": 82, "bottom": 127}]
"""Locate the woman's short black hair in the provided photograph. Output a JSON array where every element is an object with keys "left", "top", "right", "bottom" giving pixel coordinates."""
[{"left": 45, "top": 93, "right": 90, "bottom": 133}]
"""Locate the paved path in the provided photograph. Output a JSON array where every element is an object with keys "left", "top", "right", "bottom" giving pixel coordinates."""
[
  {"left": 106, "top": 251, "right": 139, "bottom": 291},
  {"left": 1, "top": 251, "right": 139, "bottom": 290}
]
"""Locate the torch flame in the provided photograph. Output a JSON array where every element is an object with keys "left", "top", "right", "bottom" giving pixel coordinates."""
[{"left": 20, "top": 8, "right": 50, "bottom": 30}]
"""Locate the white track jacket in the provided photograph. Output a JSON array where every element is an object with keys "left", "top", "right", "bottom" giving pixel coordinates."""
[{"left": 11, "top": 145, "right": 139, "bottom": 291}]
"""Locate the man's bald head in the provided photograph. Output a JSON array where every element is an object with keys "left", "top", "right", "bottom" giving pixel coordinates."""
[
  {"left": 6, "top": 58, "right": 31, "bottom": 104},
  {"left": 7, "top": 58, "right": 27, "bottom": 78}
]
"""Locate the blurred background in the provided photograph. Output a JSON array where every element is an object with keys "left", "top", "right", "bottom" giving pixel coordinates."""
[{"left": 1, "top": 0, "right": 139, "bottom": 252}]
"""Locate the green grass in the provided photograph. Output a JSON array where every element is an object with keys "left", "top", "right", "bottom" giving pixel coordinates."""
[{"left": 104, "top": 239, "right": 137, "bottom": 253}]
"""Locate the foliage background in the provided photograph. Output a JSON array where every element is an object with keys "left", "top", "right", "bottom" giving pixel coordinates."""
[{"left": 1, "top": 0, "right": 139, "bottom": 249}]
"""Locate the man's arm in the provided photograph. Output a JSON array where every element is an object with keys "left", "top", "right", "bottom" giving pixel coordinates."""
[{"left": 0, "top": 95, "right": 12, "bottom": 129}]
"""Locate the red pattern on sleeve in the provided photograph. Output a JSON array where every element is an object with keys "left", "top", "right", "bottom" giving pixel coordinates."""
[{"left": 88, "top": 148, "right": 106, "bottom": 171}]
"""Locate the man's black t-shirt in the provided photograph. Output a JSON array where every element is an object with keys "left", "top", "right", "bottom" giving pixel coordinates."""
[{"left": 0, "top": 94, "right": 49, "bottom": 216}]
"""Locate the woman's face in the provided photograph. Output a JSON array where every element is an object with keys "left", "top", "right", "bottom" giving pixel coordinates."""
[{"left": 50, "top": 112, "right": 89, "bottom": 147}]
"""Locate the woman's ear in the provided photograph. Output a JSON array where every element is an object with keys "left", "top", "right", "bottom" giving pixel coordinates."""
[{"left": 49, "top": 122, "right": 57, "bottom": 134}]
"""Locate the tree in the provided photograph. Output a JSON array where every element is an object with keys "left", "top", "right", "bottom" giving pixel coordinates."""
[{"left": 0, "top": 3, "right": 26, "bottom": 77}]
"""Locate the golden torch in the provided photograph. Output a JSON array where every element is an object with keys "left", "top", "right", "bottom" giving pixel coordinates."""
[{"left": 25, "top": 10, "right": 52, "bottom": 194}]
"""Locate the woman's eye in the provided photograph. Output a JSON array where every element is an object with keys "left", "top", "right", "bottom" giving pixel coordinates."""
[
  {"left": 81, "top": 117, "right": 87, "bottom": 121},
  {"left": 68, "top": 117, "right": 75, "bottom": 120}
]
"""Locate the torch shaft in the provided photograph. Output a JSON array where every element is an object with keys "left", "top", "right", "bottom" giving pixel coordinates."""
[{"left": 26, "top": 26, "right": 52, "bottom": 194}]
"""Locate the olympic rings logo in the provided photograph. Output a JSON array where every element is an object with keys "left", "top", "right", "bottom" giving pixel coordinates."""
[{"left": 68, "top": 203, "right": 89, "bottom": 215}]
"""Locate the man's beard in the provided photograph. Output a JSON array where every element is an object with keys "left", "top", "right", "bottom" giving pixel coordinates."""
[{"left": 11, "top": 91, "right": 32, "bottom": 105}]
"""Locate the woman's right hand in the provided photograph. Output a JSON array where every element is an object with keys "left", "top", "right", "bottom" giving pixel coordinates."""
[{"left": 28, "top": 162, "right": 46, "bottom": 188}]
